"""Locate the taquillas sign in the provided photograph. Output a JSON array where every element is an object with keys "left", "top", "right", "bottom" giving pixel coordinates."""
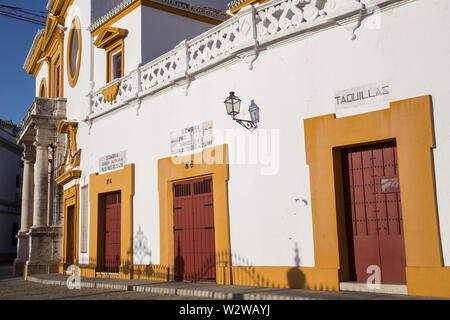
[{"left": 335, "top": 81, "right": 391, "bottom": 110}]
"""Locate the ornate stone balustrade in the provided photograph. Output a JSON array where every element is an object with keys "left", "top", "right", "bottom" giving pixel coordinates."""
[{"left": 87, "top": 0, "right": 402, "bottom": 120}]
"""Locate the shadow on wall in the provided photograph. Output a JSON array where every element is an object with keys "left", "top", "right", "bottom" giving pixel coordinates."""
[
  {"left": 78, "top": 234, "right": 338, "bottom": 291},
  {"left": 287, "top": 242, "right": 305, "bottom": 289},
  {"left": 174, "top": 239, "right": 184, "bottom": 281},
  {"left": 133, "top": 226, "right": 152, "bottom": 264}
]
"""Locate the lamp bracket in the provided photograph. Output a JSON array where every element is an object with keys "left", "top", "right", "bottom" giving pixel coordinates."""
[{"left": 234, "top": 118, "right": 257, "bottom": 132}]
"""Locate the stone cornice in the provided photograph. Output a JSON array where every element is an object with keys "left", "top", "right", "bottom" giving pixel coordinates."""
[
  {"left": 23, "top": 29, "right": 45, "bottom": 72},
  {"left": 55, "top": 169, "right": 82, "bottom": 185},
  {"left": 88, "top": 0, "right": 230, "bottom": 32},
  {"left": 18, "top": 98, "right": 67, "bottom": 145}
]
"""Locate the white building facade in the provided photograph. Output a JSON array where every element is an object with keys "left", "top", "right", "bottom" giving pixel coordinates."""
[
  {"left": 0, "top": 120, "right": 22, "bottom": 263},
  {"left": 17, "top": 0, "right": 450, "bottom": 298}
]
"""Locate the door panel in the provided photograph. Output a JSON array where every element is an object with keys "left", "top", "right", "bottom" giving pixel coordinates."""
[
  {"left": 343, "top": 142, "right": 406, "bottom": 284},
  {"left": 379, "top": 234, "right": 406, "bottom": 283},
  {"left": 105, "top": 192, "right": 121, "bottom": 273},
  {"left": 173, "top": 177, "right": 215, "bottom": 282},
  {"left": 66, "top": 205, "right": 75, "bottom": 265},
  {"left": 353, "top": 235, "right": 381, "bottom": 281}
]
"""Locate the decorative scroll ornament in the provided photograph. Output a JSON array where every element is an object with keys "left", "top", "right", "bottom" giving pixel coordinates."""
[
  {"left": 102, "top": 82, "right": 121, "bottom": 104},
  {"left": 55, "top": 121, "right": 82, "bottom": 185}
]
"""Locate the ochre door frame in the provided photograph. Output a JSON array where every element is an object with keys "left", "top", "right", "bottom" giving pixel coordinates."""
[
  {"left": 61, "top": 184, "right": 79, "bottom": 271},
  {"left": 304, "top": 95, "right": 449, "bottom": 297},
  {"left": 158, "top": 144, "right": 232, "bottom": 285},
  {"left": 89, "top": 164, "right": 134, "bottom": 279}
]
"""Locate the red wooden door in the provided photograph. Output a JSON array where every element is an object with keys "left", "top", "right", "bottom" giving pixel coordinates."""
[
  {"left": 173, "top": 177, "right": 216, "bottom": 282},
  {"left": 342, "top": 142, "right": 406, "bottom": 284},
  {"left": 105, "top": 192, "right": 121, "bottom": 273},
  {"left": 66, "top": 205, "right": 75, "bottom": 265}
]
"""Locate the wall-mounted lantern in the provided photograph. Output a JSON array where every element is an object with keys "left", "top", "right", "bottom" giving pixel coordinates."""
[{"left": 224, "top": 92, "right": 259, "bottom": 131}]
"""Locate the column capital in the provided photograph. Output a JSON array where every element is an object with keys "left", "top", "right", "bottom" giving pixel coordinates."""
[
  {"left": 21, "top": 140, "right": 36, "bottom": 163},
  {"left": 34, "top": 125, "right": 57, "bottom": 148}
]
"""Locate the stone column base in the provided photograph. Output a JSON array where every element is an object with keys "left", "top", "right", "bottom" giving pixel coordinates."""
[
  {"left": 28, "top": 227, "right": 54, "bottom": 264},
  {"left": 24, "top": 262, "right": 61, "bottom": 279},
  {"left": 13, "top": 259, "right": 26, "bottom": 277},
  {"left": 23, "top": 227, "right": 63, "bottom": 279},
  {"left": 13, "top": 232, "right": 30, "bottom": 277}
]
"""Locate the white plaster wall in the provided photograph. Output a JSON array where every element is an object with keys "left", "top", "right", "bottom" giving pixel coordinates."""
[
  {"left": 141, "top": 6, "right": 217, "bottom": 64},
  {"left": 93, "top": 7, "right": 142, "bottom": 90},
  {"left": 64, "top": 0, "right": 92, "bottom": 121},
  {"left": 35, "top": 62, "right": 49, "bottom": 97},
  {"left": 75, "top": 0, "right": 450, "bottom": 267}
]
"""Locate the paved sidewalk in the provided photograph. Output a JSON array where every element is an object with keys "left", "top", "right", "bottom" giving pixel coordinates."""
[{"left": 26, "top": 273, "right": 434, "bottom": 300}]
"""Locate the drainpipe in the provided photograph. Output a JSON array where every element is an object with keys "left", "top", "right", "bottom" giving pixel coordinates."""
[{"left": 48, "top": 144, "right": 55, "bottom": 227}]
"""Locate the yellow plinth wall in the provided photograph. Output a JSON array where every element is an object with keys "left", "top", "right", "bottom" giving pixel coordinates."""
[{"left": 231, "top": 267, "right": 339, "bottom": 291}]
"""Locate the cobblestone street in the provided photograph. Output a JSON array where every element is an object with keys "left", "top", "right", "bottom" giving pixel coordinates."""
[{"left": 0, "top": 264, "right": 209, "bottom": 300}]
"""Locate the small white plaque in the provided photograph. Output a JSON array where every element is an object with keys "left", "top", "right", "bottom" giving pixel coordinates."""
[
  {"left": 170, "top": 121, "right": 214, "bottom": 155},
  {"left": 99, "top": 151, "right": 127, "bottom": 173}
]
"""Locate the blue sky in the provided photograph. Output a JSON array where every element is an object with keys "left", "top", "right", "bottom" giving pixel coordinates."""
[
  {"left": 0, "top": 0, "right": 229, "bottom": 125},
  {"left": 0, "top": 0, "right": 48, "bottom": 125}
]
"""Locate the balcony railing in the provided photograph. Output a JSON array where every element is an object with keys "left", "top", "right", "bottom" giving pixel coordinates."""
[{"left": 87, "top": 0, "right": 397, "bottom": 120}]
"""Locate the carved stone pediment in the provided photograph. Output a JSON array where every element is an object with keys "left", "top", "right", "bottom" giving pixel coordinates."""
[
  {"left": 94, "top": 27, "right": 128, "bottom": 49},
  {"left": 55, "top": 120, "right": 81, "bottom": 185}
]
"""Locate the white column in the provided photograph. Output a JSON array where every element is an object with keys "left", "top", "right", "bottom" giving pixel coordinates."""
[
  {"left": 19, "top": 141, "right": 35, "bottom": 232},
  {"left": 31, "top": 126, "right": 54, "bottom": 229}
]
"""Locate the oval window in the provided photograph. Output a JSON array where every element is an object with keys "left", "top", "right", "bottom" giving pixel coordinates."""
[{"left": 67, "top": 17, "right": 82, "bottom": 87}]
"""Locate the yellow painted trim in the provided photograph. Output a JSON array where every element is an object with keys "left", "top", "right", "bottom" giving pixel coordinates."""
[
  {"left": 61, "top": 185, "right": 79, "bottom": 270},
  {"left": 67, "top": 16, "right": 82, "bottom": 88},
  {"left": 106, "top": 41, "right": 125, "bottom": 83},
  {"left": 157, "top": 144, "right": 232, "bottom": 284},
  {"left": 39, "top": 78, "right": 48, "bottom": 97},
  {"left": 89, "top": 164, "right": 135, "bottom": 279},
  {"left": 25, "top": 36, "right": 44, "bottom": 76},
  {"left": 50, "top": 0, "right": 75, "bottom": 18},
  {"left": 56, "top": 120, "right": 81, "bottom": 184},
  {"left": 91, "top": 0, "right": 222, "bottom": 36},
  {"left": 46, "top": 33, "right": 64, "bottom": 98},
  {"left": 93, "top": 26, "right": 127, "bottom": 84},
  {"left": 42, "top": 15, "right": 65, "bottom": 54},
  {"left": 26, "top": 0, "right": 73, "bottom": 76},
  {"left": 304, "top": 95, "right": 446, "bottom": 297},
  {"left": 102, "top": 82, "right": 121, "bottom": 103},
  {"left": 229, "top": 0, "right": 270, "bottom": 14},
  {"left": 56, "top": 170, "right": 81, "bottom": 185}
]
